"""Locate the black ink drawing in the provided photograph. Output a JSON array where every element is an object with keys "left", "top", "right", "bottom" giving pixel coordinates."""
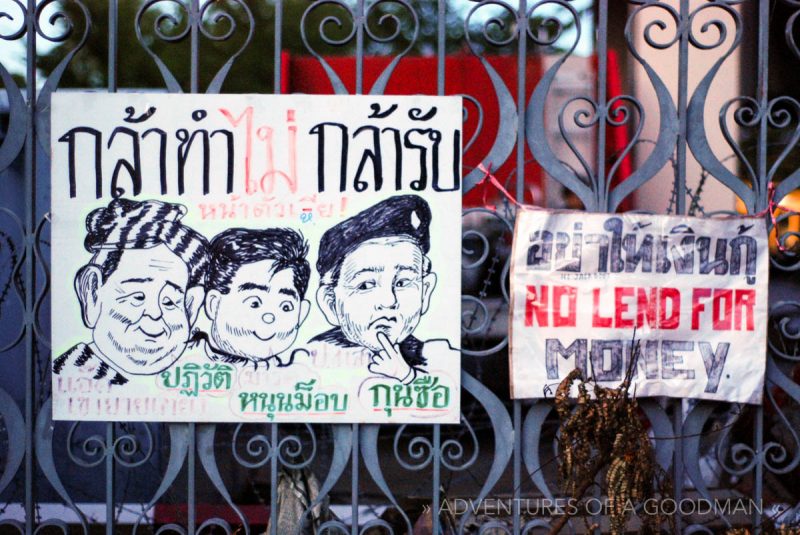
[
  {"left": 59, "top": 111, "right": 236, "bottom": 199},
  {"left": 409, "top": 106, "right": 437, "bottom": 121},
  {"left": 53, "top": 198, "right": 209, "bottom": 386},
  {"left": 310, "top": 194, "right": 458, "bottom": 384},
  {"left": 670, "top": 224, "right": 694, "bottom": 234},
  {"left": 191, "top": 228, "right": 311, "bottom": 368},
  {"left": 123, "top": 106, "right": 157, "bottom": 123},
  {"left": 367, "top": 103, "right": 398, "bottom": 119}
]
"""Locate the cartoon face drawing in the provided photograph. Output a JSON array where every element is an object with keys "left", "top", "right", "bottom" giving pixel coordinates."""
[
  {"left": 312, "top": 195, "right": 456, "bottom": 384},
  {"left": 205, "top": 259, "right": 310, "bottom": 361},
  {"left": 79, "top": 244, "right": 196, "bottom": 374},
  {"left": 55, "top": 198, "right": 209, "bottom": 386},
  {"left": 201, "top": 228, "right": 311, "bottom": 365},
  {"left": 320, "top": 236, "right": 435, "bottom": 353}
]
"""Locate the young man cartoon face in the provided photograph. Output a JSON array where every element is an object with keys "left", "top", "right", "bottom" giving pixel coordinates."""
[
  {"left": 318, "top": 236, "right": 436, "bottom": 353},
  {"left": 77, "top": 244, "right": 203, "bottom": 375},
  {"left": 205, "top": 259, "right": 310, "bottom": 361}
]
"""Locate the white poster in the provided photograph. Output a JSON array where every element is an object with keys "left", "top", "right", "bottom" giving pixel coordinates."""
[
  {"left": 510, "top": 209, "right": 768, "bottom": 404},
  {"left": 51, "top": 93, "right": 461, "bottom": 423}
]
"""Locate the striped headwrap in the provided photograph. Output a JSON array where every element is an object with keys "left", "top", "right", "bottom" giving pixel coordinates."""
[{"left": 84, "top": 198, "right": 209, "bottom": 286}]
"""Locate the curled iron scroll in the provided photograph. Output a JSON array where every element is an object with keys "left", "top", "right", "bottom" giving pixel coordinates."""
[
  {"left": 462, "top": 0, "right": 518, "bottom": 192},
  {"left": 34, "top": 0, "right": 91, "bottom": 156}
]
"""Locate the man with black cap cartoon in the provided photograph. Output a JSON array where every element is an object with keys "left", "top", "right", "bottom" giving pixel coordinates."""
[
  {"left": 53, "top": 198, "right": 209, "bottom": 387},
  {"left": 310, "top": 194, "right": 458, "bottom": 384}
]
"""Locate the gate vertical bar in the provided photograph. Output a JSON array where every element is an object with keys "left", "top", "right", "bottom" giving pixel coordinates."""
[
  {"left": 190, "top": 0, "right": 199, "bottom": 94},
  {"left": 109, "top": 0, "right": 118, "bottom": 92},
  {"left": 756, "top": 0, "right": 768, "bottom": 192},
  {"left": 188, "top": 422, "right": 196, "bottom": 534},
  {"left": 188, "top": 2, "right": 199, "bottom": 530},
  {"left": 435, "top": 1, "right": 445, "bottom": 530},
  {"left": 106, "top": 2, "right": 119, "bottom": 531},
  {"left": 24, "top": 0, "right": 37, "bottom": 531},
  {"left": 595, "top": 0, "right": 609, "bottom": 211},
  {"left": 274, "top": 0, "right": 283, "bottom": 94},
  {"left": 270, "top": 423, "right": 278, "bottom": 535},
  {"left": 355, "top": 0, "right": 364, "bottom": 95},
  {"left": 675, "top": 0, "right": 689, "bottom": 216},
  {"left": 351, "top": 423, "right": 359, "bottom": 535},
  {"left": 352, "top": 3, "right": 364, "bottom": 530},
  {"left": 437, "top": 0, "right": 445, "bottom": 96},
  {"left": 672, "top": 402, "right": 683, "bottom": 534},
  {"left": 594, "top": 3, "right": 609, "bottom": 532},
  {"left": 516, "top": 0, "right": 527, "bottom": 203},
  {"left": 672, "top": 4, "right": 691, "bottom": 532},
  {"left": 754, "top": 406, "right": 764, "bottom": 532},
  {"left": 512, "top": 401, "right": 521, "bottom": 535},
  {"left": 432, "top": 425, "right": 441, "bottom": 535},
  {"left": 752, "top": 1, "right": 769, "bottom": 530},
  {"left": 105, "top": 423, "right": 115, "bottom": 535},
  {"left": 271, "top": 4, "right": 284, "bottom": 524}
]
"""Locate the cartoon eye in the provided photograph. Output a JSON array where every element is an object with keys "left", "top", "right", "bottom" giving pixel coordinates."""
[
  {"left": 130, "top": 292, "right": 146, "bottom": 306},
  {"left": 394, "top": 278, "right": 413, "bottom": 289},
  {"left": 280, "top": 301, "right": 295, "bottom": 313},
  {"left": 357, "top": 280, "right": 376, "bottom": 291},
  {"left": 162, "top": 296, "right": 177, "bottom": 310},
  {"left": 245, "top": 297, "right": 262, "bottom": 309}
]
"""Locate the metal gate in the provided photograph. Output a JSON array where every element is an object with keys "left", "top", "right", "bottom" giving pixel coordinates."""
[{"left": 0, "top": 0, "right": 799, "bottom": 533}]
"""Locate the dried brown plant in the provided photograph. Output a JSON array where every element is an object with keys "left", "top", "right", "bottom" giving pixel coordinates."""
[{"left": 549, "top": 335, "right": 673, "bottom": 535}]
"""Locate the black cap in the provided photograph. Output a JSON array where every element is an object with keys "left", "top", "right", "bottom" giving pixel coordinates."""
[{"left": 316, "top": 195, "right": 432, "bottom": 278}]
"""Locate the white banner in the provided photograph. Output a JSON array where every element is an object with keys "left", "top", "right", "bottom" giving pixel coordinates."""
[
  {"left": 51, "top": 93, "right": 461, "bottom": 423},
  {"left": 509, "top": 209, "right": 768, "bottom": 404}
]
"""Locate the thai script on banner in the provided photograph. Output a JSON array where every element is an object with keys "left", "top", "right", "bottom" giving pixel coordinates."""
[
  {"left": 369, "top": 375, "right": 451, "bottom": 417},
  {"left": 509, "top": 210, "right": 769, "bottom": 405},
  {"left": 51, "top": 93, "right": 462, "bottom": 424}
]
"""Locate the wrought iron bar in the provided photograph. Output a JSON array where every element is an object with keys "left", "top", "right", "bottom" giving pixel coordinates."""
[
  {"left": 24, "top": 0, "right": 36, "bottom": 532},
  {"left": 105, "top": 3, "right": 118, "bottom": 532},
  {"left": 513, "top": 400, "right": 521, "bottom": 535},
  {"left": 105, "top": 423, "right": 114, "bottom": 535},
  {"left": 516, "top": 0, "right": 527, "bottom": 204},
  {"left": 752, "top": 4, "right": 768, "bottom": 532},
  {"left": 108, "top": 0, "right": 117, "bottom": 92},
  {"left": 190, "top": 0, "right": 199, "bottom": 93},
  {"left": 351, "top": 423, "right": 359, "bottom": 535},
  {"left": 356, "top": 0, "right": 364, "bottom": 95},
  {"left": 275, "top": 0, "right": 283, "bottom": 93},
  {"left": 0, "top": 2, "right": 797, "bottom": 533},
  {"left": 676, "top": 0, "right": 689, "bottom": 216},
  {"left": 437, "top": 0, "right": 445, "bottom": 95},
  {"left": 189, "top": 422, "right": 196, "bottom": 534},
  {"left": 596, "top": 0, "right": 608, "bottom": 211},
  {"left": 432, "top": 424, "right": 441, "bottom": 535},
  {"left": 270, "top": 423, "right": 278, "bottom": 535}
]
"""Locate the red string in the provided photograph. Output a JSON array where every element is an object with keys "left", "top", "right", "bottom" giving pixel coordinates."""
[
  {"left": 474, "top": 168, "right": 797, "bottom": 252},
  {"left": 754, "top": 181, "right": 799, "bottom": 253},
  {"left": 476, "top": 163, "right": 522, "bottom": 210}
]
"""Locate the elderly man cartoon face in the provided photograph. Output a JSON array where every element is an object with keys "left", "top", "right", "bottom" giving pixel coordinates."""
[
  {"left": 316, "top": 196, "right": 437, "bottom": 353},
  {"left": 74, "top": 199, "right": 208, "bottom": 375},
  {"left": 203, "top": 228, "right": 311, "bottom": 362}
]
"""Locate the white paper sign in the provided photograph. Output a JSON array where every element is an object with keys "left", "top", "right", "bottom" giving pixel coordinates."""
[
  {"left": 51, "top": 93, "right": 461, "bottom": 423},
  {"left": 509, "top": 209, "right": 768, "bottom": 404}
]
